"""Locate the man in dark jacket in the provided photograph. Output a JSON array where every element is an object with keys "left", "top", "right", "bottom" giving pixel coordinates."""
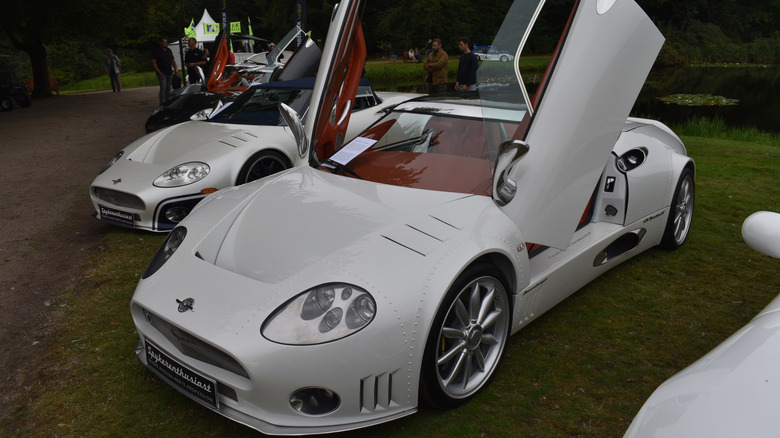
[
  {"left": 455, "top": 37, "right": 479, "bottom": 91},
  {"left": 184, "top": 38, "right": 206, "bottom": 85},
  {"left": 151, "top": 37, "right": 177, "bottom": 105}
]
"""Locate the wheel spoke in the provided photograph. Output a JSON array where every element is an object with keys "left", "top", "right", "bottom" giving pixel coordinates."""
[
  {"left": 468, "top": 283, "right": 481, "bottom": 322},
  {"left": 481, "top": 333, "right": 498, "bottom": 346},
  {"left": 473, "top": 348, "right": 486, "bottom": 372},
  {"left": 441, "top": 327, "right": 465, "bottom": 340},
  {"left": 454, "top": 299, "right": 469, "bottom": 328},
  {"left": 438, "top": 340, "right": 466, "bottom": 366},
  {"left": 442, "top": 350, "right": 467, "bottom": 386},
  {"left": 481, "top": 308, "right": 502, "bottom": 330},
  {"left": 461, "top": 352, "right": 473, "bottom": 389},
  {"left": 477, "top": 286, "right": 495, "bottom": 325}
]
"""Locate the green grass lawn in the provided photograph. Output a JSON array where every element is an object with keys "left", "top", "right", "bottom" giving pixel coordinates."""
[{"left": 5, "top": 124, "right": 778, "bottom": 437}]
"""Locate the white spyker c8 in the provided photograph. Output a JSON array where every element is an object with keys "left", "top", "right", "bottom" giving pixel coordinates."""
[
  {"left": 90, "top": 77, "right": 416, "bottom": 231},
  {"left": 130, "top": 0, "right": 695, "bottom": 434}
]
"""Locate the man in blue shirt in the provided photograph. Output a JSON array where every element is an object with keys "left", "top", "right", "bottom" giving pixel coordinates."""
[
  {"left": 455, "top": 37, "right": 478, "bottom": 92},
  {"left": 151, "top": 38, "right": 178, "bottom": 105}
]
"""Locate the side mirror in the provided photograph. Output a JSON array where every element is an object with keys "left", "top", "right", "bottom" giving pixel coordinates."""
[
  {"left": 190, "top": 100, "right": 225, "bottom": 121},
  {"left": 493, "top": 140, "right": 530, "bottom": 206},
  {"left": 742, "top": 211, "right": 780, "bottom": 259},
  {"left": 279, "top": 102, "right": 308, "bottom": 158}
]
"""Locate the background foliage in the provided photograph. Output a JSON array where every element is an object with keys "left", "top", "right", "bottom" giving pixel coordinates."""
[{"left": 3, "top": 0, "right": 780, "bottom": 93}]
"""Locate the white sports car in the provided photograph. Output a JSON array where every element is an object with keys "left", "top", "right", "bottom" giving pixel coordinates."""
[
  {"left": 90, "top": 78, "right": 416, "bottom": 231},
  {"left": 624, "top": 211, "right": 780, "bottom": 438},
  {"left": 130, "top": 0, "right": 694, "bottom": 434},
  {"left": 473, "top": 45, "right": 514, "bottom": 62}
]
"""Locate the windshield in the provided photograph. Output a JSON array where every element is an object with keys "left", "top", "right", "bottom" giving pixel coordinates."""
[
  {"left": 477, "top": 0, "right": 545, "bottom": 122},
  {"left": 319, "top": 94, "right": 528, "bottom": 196},
  {"left": 208, "top": 86, "right": 312, "bottom": 126}
]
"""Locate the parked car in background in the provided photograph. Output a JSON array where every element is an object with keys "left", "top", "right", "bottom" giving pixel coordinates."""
[
  {"left": 473, "top": 45, "right": 514, "bottom": 62},
  {"left": 92, "top": 77, "right": 417, "bottom": 231},
  {"left": 129, "top": 0, "right": 693, "bottom": 434},
  {"left": 624, "top": 211, "right": 780, "bottom": 438},
  {"left": 0, "top": 54, "right": 32, "bottom": 111},
  {"left": 145, "top": 27, "right": 315, "bottom": 133}
]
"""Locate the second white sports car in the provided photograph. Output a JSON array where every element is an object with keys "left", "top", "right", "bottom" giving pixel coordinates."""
[{"left": 90, "top": 78, "right": 416, "bottom": 231}]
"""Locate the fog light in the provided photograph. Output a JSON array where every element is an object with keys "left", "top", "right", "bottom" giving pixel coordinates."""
[
  {"left": 165, "top": 207, "right": 190, "bottom": 223},
  {"left": 290, "top": 387, "right": 340, "bottom": 415}
]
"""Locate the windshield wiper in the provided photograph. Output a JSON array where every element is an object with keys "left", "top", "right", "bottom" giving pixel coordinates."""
[{"left": 323, "top": 159, "right": 363, "bottom": 180}]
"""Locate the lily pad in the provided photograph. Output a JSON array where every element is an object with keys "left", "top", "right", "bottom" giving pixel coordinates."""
[{"left": 658, "top": 94, "right": 740, "bottom": 106}]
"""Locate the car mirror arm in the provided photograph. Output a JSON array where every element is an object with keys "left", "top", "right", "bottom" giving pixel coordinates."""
[
  {"left": 279, "top": 102, "right": 308, "bottom": 158},
  {"left": 493, "top": 139, "right": 530, "bottom": 206}
]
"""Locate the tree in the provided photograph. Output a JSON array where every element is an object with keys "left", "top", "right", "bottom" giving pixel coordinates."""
[{"left": 1, "top": 0, "right": 178, "bottom": 98}]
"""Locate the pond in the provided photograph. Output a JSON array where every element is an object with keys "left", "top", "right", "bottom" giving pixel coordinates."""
[
  {"left": 633, "top": 65, "right": 780, "bottom": 133},
  {"left": 390, "top": 65, "right": 780, "bottom": 133}
]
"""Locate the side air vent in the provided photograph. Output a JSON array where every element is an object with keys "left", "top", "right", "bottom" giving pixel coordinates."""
[
  {"left": 360, "top": 370, "right": 400, "bottom": 412},
  {"left": 593, "top": 228, "right": 646, "bottom": 266}
]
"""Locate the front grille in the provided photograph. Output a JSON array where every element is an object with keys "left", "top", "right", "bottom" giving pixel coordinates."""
[
  {"left": 93, "top": 187, "right": 145, "bottom": 210},
  {"left": 146, "top": 310, "right": 250, "bottom": 379}
]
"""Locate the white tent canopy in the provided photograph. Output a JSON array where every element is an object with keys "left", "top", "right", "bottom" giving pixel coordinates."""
[{"left": 193, "top": 9, "right": 220, "bottom": 43}]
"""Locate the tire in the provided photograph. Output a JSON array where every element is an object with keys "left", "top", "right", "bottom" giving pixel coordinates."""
[
  {"left": 236, "top": 150, "right": 291, "bottom": 185},
  {"left": 1, "top": 97, "right": 14, "bottom": 111},
  {"left": 500, "top": 55, "right": 509, "bottom": 62},
  {"left": 660, "top": 167, "right": 694, "bottom": 250},
  {"left": 420, "top": 263, "right": 511, "bottom": 409}
]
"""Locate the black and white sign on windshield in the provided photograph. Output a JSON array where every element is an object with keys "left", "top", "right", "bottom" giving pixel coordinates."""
[{"left": 322, "top": 137, "right": 377, "bottom": 168}]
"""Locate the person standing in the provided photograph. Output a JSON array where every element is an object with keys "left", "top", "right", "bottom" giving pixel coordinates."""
[
  {"left": 104, "top": 49, "right": 121, "bottom": 93},
  {"left": 151, "top": 38, "right": 177, "bottom": 105},
  {"left": 455, "top": 37, "right": 478, "bottom": 91},
  {"left": 423, "top": 38, "right": 448, "bottom": 95},
  {"left": 184, "top": 37, "right": 206, "bottom": 85}
]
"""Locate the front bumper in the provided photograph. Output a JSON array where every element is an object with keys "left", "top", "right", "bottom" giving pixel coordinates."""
[
  {"left": 131, "top": 303, "right": 417, "bottom": 435},
  {"left": 90, "top": 185, "right": 205, "bottom": 232}
]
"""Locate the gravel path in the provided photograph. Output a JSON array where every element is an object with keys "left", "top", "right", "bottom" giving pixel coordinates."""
[{"left": 0, "top": 87, "right": 158, "bottom": 427}]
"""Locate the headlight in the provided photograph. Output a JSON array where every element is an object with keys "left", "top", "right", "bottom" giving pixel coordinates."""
[
  {"left": 262, "top": 283, "right": 376, "bottom": 345},
  {"left": 154, "top": 162, "right": 210, "bottom": 187},
  {"left": 99, "top": 151, "right": 124, "bottom": 174},
  {"left": 141, "top": 227, "right": 186, "bottom": 279}
]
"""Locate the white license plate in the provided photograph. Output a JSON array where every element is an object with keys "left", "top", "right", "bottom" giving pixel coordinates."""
[
  {"left": 99, "top": 205, "right": 134, "bottom": 227},
  {"left": 145, "top": 340, "right": 218, "bottom": 408}
]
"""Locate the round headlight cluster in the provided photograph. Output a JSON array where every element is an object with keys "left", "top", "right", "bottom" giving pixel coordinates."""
[
  {"left": 154, "top": 162, "right": 210, "bottom": 187},
  {"left": 262, "top": 283, "right": 376, "bottom": 345}
]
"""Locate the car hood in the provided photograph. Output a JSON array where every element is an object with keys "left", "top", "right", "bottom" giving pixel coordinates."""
[
  {"left": 196, "top": 166, "right": 479, "bottom": 284},
  {"left": 125, "top": 121, "right": 285, "bottom": 165}
]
